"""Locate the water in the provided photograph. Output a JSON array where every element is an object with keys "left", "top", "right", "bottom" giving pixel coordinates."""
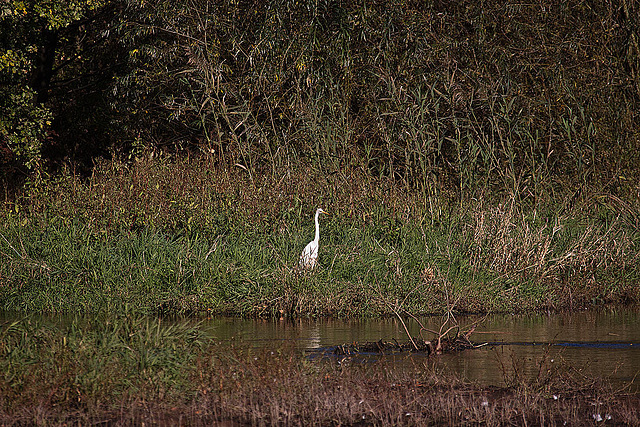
[
  {"left": 201, "top": 308, "right": 640, "bottom": 391},
  {"left": 3, "top": 308, "right": 639, "bottom": 392}
]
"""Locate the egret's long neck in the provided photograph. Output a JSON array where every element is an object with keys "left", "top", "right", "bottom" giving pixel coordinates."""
[{"left": 314, "top": 211, "right": 320, "bottom": 243}]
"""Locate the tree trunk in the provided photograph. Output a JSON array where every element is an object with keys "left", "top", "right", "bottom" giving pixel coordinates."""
[{"left": 31, "top": 27, "right": 58, "bottom": 104}]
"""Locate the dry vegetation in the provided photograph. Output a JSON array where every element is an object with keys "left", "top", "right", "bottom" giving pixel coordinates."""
[{"left": 1, "top": 317, "right": 638, "bottom": 426}]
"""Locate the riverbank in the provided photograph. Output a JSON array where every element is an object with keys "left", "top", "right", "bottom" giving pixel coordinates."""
[
  {"left": 1, "top": 156, "right": 639, "bottom": 317},
  {"left": 1, "top": 315, "right": 638, "bottom": 425}
]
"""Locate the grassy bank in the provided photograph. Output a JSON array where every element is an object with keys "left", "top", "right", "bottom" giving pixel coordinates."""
[
  {"left": 1, "top": 156, "right": 639, "bottom": 317},
  {"left": 2, "top": 0, "right": 640, "bottom": 317},
  {"left": 1, "top": 316, "right": 638, "bottom": 426}
]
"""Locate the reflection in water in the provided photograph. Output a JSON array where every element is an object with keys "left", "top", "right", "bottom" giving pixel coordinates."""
[
  {"left": 2, "top": 308, "right": 638, "bottom": 392},
  {"left": 200, "top": 308, "right": 640, "bottom": 392}
]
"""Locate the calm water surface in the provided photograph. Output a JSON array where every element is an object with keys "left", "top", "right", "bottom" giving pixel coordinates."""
[
  {"left": 202, "top": 308, "right": 640, "bottom": 391},
  {"left": 3, "top": 308, "right": 638, "bottom": 391}
]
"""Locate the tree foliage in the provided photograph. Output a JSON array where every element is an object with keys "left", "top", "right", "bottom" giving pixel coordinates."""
[
  {"left": 1, "top": 0, "right": 115, "bottom": 170},
  {"left": 1, "top": 0, "right": 639, "bottom": 193}
]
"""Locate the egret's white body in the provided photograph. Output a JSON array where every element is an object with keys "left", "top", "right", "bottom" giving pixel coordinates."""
[{"left": 299, "top": 208, "right": 328, "bottom": 270}]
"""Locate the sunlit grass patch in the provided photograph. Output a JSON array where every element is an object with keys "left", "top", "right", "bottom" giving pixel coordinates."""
[{"left": 1, "top": 156, "right": 639, "bottom": 316}]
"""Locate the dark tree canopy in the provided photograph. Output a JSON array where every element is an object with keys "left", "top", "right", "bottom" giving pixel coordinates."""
[{"left": 1, "top": 0, "right": 639, "bottom": 192}]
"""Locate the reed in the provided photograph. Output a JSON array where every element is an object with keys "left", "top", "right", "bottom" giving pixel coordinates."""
[{"left": 107, "top": 0, "right": 639, "bottom": 196}]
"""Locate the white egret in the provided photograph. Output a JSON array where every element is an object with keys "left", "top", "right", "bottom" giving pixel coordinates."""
[{"left": 299, "top": 208, "right": 329, "bottom": 270}]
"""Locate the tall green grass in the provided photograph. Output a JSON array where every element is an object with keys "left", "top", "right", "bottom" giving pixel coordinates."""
[
  {"left": 0, "top": 315, "right": 209, "bottom": 413},
  {"left": 1, "top": 157, "right": 638, "bottom": 316}
]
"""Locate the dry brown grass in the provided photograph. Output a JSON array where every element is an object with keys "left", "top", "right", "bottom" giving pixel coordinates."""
[
  {"left": 3, "top": 343, "right": 638, "bottom": 426},
  {"left": 20, "top": 155, "right": 422, "bottom": 232},
  {"left": 468, "top": 197, "right": 637, "bottom": 281}
]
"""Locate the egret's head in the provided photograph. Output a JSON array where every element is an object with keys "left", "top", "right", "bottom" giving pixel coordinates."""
[{"left": 317, "top": 208, "right": 329, "bottom": 216}]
